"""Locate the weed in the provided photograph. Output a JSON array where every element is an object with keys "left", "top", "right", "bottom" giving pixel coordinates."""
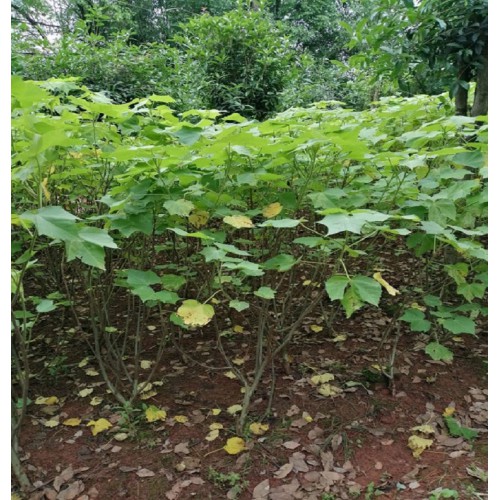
[{"left": 207, "top": 467, "right": 249, "bottom": 499}]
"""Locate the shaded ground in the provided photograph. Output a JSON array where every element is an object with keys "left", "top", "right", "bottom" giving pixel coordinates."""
[{"left": 13, "top": 244, "right": 488, "bottom": 499}]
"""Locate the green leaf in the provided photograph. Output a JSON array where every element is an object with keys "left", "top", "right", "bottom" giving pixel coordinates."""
[
  {"left": 341, "top": 286, "right": 363, "bottom": 318},
  {"left": 78, "top": 227, "right": 117, "bottom": 249},
  {"left": 169, "top": 126, "right": 202, "bottom": 145},
  {"left": 400, "top": 309, "right": 431, "bottom": 332},
  {"left": 259, "top": 218, "right": 302, "bottom": 228},
  {"left": 160, "top": 274, "right": 186, "bottom": 291},
  {"left": 440, "top": 316, "right": 476, "bottom": 335},
  {"left": 36, "top": 299, "right": 56, "bottom": 313},
  {"left": 444, "top": 417, "right": 478, "bottom": 440},
  {"left": 21, "top": 206, "right": 79, "bottom": 241},
  {"left": 163, "top": 199, "right": 195, "bottom": 217},
  {"left": 254, "top": 287, "right": 275, "bottom": 300},
  {"left": 325, "top": 275, "right": 350, "bottom": 301},
  {"left": 293, "top": 237, "right": 329, "bottom": 248},
  {"left": 452, "top": 151, "right": 484, "bottom": 169},
  {"left": 229, "top": 300, "right": 250, "bottom": 312},
  {"left": 351, "top": 276, "right": 382, "bottom": 306},
  {"left": 425, "top": 342, "right": 453, "bottom": 362},
  {"left": 125, "top": 270, "right": 161, "bottom": 287},
  {"left": 262, "top": 254, "right": 296, "bottom": 272},
  {"left": 319, "top": 210, "right": 389, "bottom": 235}
]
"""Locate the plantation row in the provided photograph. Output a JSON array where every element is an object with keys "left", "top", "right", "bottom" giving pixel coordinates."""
[{"left": 11, "top": 77, "right": 487, "bottom": 485}]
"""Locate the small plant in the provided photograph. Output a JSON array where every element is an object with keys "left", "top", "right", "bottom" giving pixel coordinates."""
[
  {"left": 207, "top": 467, "right": 249, "bottom": 498},
  {"left": 429, "top": 487, "right": 459, "bottom": 499}
]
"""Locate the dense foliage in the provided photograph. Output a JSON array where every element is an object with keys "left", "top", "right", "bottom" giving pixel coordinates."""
[{"left": 12, "top": 78, "right": 487, "bottom": 489}]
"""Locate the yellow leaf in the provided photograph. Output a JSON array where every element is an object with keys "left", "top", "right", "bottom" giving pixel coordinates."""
[
  {"left": 41, "top": 178, "right": 51, "bottom": 202},
  {"left": 302, "top": 412, "right": 313, "bottom": 423},
  {"left": 227, "top": 404, "right": 243, "bottom": 415},
  {"left": 443, "top": 407, "right": 456, "bottom": 417},
  {"left": 249, "top": 422, "right": 269, "bottom": 436},
  {"left": 373, "top": 272, "right": 400, "bottom": 296},
  {"left": 138, "top": 382, "right": 153, "bottom": 393},
  {"left": 209, "top": 422, "right": 224, "bottom": 430},
  {"left": 411, "top": 425, "right": 435, "bottom": 435},
  {"left": 140, "top": 360, "right": 153, "bottom": 369},
  {"left": 78, "top": 388, "right": 93, "bottom": 398},
  {"left": 35, "top": 396, "right": 59, "bottom": 405},
  {"left": 410, "top": 302, "right": 426, "bottom": 312},
  {"left": 145, "top": 405, "right": 167, "bottom": 423},
  {"left": 114, "top": 432, "right": 129, "bottom": 441},
  {"left": 310, "top": 325, "right": 323, "bottom": 333},
  {"left": 90, "top": 396, "right": 103, "bottom": 406},
  {"left": 310, "top": 373, "right": 335, "bottom": 385},
  {"left": 211, "top": 409, "right": 222, "bottom": 416},
  {"left": 211, "top": 298, "right": 220, "bottom": 304},
  {"left": 224, "top": 371, "right": 237, "bottom": 380},
  {"left": 223, "top": 215, "right": 254, "bottom": 229},
  {"left": 177, "top": 300, "right": 215, "bottom": 327},
  {"left": 44, "top": 419, "right": 60, "bottom": 428},
  {"left": 140, "top": 390, "right": 158, "bottom": 400},
  {"left": 174, "top": 415, "right": 189, "bottom": 423},
  {"left": 233, "top": 325, "right": 244, "bottom": 333},
  {"left": 189, "top": 210, "right": 209, "bottom": 228},
  {"left": 232, "top": 357, "right": 246, "bottom": 366},
  {"left": 78, "top": 358, "right": 89, "bottom": 368},
  {"left": 63, "top": 418, "right": 82, "bottom": 427},
  {"left": 205, "top": 429, "right": 220, "bottom": 441},
  {"left": 87, "top": 418, "right": 112, "bottom": 436},
  {"left": 332, "top": 334, "right": 347, "bottom": 342},
  {"left": 223, "top": 437, "right": 246, "bottom": 455},
  {"left": 408, "top": 435, "right": 433, "bottom": 458},
  {"left": 302, "top": 280, "right": 312, "bottom": 286},
  {"left": 262, "top": 202, "right": 283, "bottom": 219},
  {"left": 318, "top": 383, "right": 343, "bottom": 397},
  {"left": 85, "top": 368, "right": 99, "bottom": 376},
  {"left": 371, "top": 364, "right": 383, "bottom": 372}
]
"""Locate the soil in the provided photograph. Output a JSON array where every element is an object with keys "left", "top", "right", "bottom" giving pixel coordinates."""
[{"left": 13, "top": 245, "right": 488, "bottom": 500}]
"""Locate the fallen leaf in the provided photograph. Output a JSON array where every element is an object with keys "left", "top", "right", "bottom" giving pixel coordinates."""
[
  {"left": 89, "top": 396, "right": 103, "bottom": 406},
  {"left": 85, "top": 368, "right": 99, "bottom": 376},
  {"left": 55, "top": 480, "right": 84, "bottom": 500},
  {"left": 113, "top": 433, "right": 128, "bottom": 442},
  {"left": 136, "top": 468, "right": 155, "bottom": 477},
  {"left": 211, "top": 409, "right": 221, "bottom": 416},
  {"left": 224, "top": 371, "right": 237, "bottom": 380},
  {"left": 35, "top": 396, "right": 59, "bottom": 406},
  {"left": 302, "top": 411, "right": 313, "bottom": 423},
  {"left": 174, "top": 415, "right": 188, "bottom": 424},
  {"left": 223, "top": 437, "right": 246, "bottom": 455},
  {"left": 140, "top": 360, "right": 153, "bottom": 369},
  {"left": 174, "top": 442, "right": 190, "bottom": 455},
  {"left": 87, "top": 418, "right": 112, "bottom": 436},
  {"left": 232, "top": 357, "right": 246, "bottom": 365},
  {"left": 375, "top": 461, "right": 383, "bottom": 470},
  {"left": 310, "top": 373, "right": 335, "bottom": 385},
  {"left": 145, "top": 405, "right": 166, "bottom": 423},
  {"left": 442, "top": 406, "right": 456, "bottom": 417},
  {"left": 53, "top": 466, "right": 74, "bottom": 491},
  {"left": 274, "top": 463, "right": 293, "bottom": 479},
  {"left": 466, "top": 465, "right": 487, "bottom": 482},
  {"left": 205, "top": 429, "right": 220, "bottom": 441},
  {"left": 408, "top": 435, "right": 433, "bottom": 458},
  {"left": 411, "top": 424, "right": 435, "bottom": 435},
  {"left": 78, "top": 358, "right": 89, "bottom": 368},
  {"left": 209, "top": 422, "right": 224, "bottom": 430},
  {"left": 373, "top": 272, "right": 400, "bottom": 296},
  {"left": 282, "top": 440, "right": 301, "bottom": 450},
  {"left": 310, "top": 325, "right": 323, "bottom": 333},
  {"left": 317, "top": 383, "right": 342, "bottom": 397},
  {"left": 139, "top": 390, "right": 158, "bottom": 400},
  {"left": 289, "top": 452, "right": 309, "bottom": 473},
  {"left": 44, "top": 419, "right": 60, "bottom": 428},
  {"left": 249, "top": 422, "right": 269, "bottom": 436},
  {"left": 62, "top": 418, "right": 81, "bottom": 427},
  {"left": 252, "top": 478, "right": 270, "bottom": 499},
  {"left": 78, "top": 388, "right": 93, "bottom": 398},
  {"left": 233, "top": 325, "right": 244, "bottom": 333},
  {"left": 227, "top": 404, "right": 243, "bottom": 415}
]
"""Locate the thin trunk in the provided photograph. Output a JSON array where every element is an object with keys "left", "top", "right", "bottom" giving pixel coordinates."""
[
  {"left": 455, "top": 85, "right": 468, "bottom": 116},
  {"left": 471, "top": 61, "right": 488, "bottom": 117}
]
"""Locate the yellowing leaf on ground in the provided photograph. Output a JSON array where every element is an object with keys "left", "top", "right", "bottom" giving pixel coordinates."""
[
  {"left": 87, "top": 418, "right": 112, "bottom": 436},
  {"left": 85, "top": 368, "right": 99, "bottom": 376},
  {"left": 114, "top": 432, "right": 129, "bottom": 441},
  {"left": 223, "top": 215, "right": 254, "bottom": 229},
  {"left": 443, "top": 407, "right": 456, "bottom": 417},
  {"left": 233, "top": 325, "right": 244, "bottom": 333},
  {"left": 78, "top": 388, "right": 93, "bottom": 398},
  {"left": 35, "top": 396, "right": 59, "bottom": 405},
  {"left": 44, "top": 419, "right": 60, "bottom": 428},
  {"left": 262, "top": 202, "right": 283, "bottom": 219},
  {"left": 177, "top": 300, "right": 215, "bottom": 327},
  {"left": 205, "top": 429, "right": 220, "bottom": 441},
  {"left": 332, "top": 334, "right": 347, "bottom": 342},
  {"left": 63, "top": 418, "right": 82, "bottom": 427},
  {"left": 211, "top": 409, "right": 222, "bottom": 416},
  {"left": 224, "top": 371, "right": 237, "bottom": 380},
  {"left": 145, "top": 405, "right": 167, "bottom": 423},
  {"left": 411, "top": 425, "right": 435, "bottom": 435},
  {"left": 227, "top": 404, "right": 243, "bottom": 415},
  {"left": 209, "top": 422, "right": 224, "bottom": 431},
  {"left": 302, "top": 412, "right": 313, "bottom": 423},
  {"left": 174, "top": 415, "right": 189, "bottom": 424},
  {"left": 249, "top": 422, "right": 269, "bottom": 436},
  {"left": 408, "top": 435, "right": 433, "bottom": 458},
  {"left": 140, "top": 360, "right": 153, "bottom": 369},
  {"left": 78, "top": 358, "right": 89, "bottom": 368},
  {"left": 310, "top": 373, "right": 335, "bottom": 385},
  {"left": 140, "top": 390, "right": 158, "bottom": 400},
  {"left": 223, "top": 437, "right": 246, "bottom": 455},
  {"left": 138, "top": 382, "right": 153, "bottom": 393},
  {"left": 373, "top": 272, "right": 400, "bottom": 296},
  {"left": 189, "top": 210, "right": 209, "bottom": 228},
  {"left": 317, "top": 383, "right": 343, "bottom": 397},
  {"left": 90, "top": 396, "right": 103, "bottom": 406},
  {"left": 232, "top": 357, "right": 246, "bottom": 366},
  {"left": 310, "top": 325, "right": 323, "bottom": 333},
  {"left": 302, "top": 279, "right": 312, "bottom": 286}
]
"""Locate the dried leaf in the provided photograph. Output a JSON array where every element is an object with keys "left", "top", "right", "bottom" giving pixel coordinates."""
[
  {"left": 205, "top": 429, "right": 219, "bottom": 441},
  {"left": 174, "top": 442, "right": 190, "bottom": 455},
  {"left": 35, "top": 396, "right": 59, "bottom": 406},
  {"left": 140, "top": 360, "right": 153, "bottom": 369},
  {"left": 408, "top": 435, "right": 433, "bottom": 458},
  {"left": 85, "top": 368, "right": 99, "bottom": 376},
  {"left": 53, "top": 466, "right": 74, "bottom": 492},
  {"left": 310, "top": 373, "right": 335, "bottom": 385},
  {"left": 411, "top": 425, "right": 435, "bottom": 435},
  {"left": 227, "top": 404, "right": 243, "bottom": 415},
  {"left": 262, "top": 202, "right": 282, "bottom": 219},
  {"left": 282, "top": 440, "right": 301, "bottom": 450},
  {"left": 224, "top": 371, "right": 237, "bottom": 380},
  {"left": 136, "top": 468, "right": 155, "bottom": 477},
  {"left": 373, "top": 272, "right": 400, "bottom": 296},
  {"left": 78, "top": 388, "right": 93, "bottom": 398},
  {"left": 249, "top": 422, "right": 269, "bottom": 436},
  {"left": 310, "top": 325, "right": 323, "bottom": 333},
  {"left": 89, "top": 396, "right": 103, "bottom": 406},
  {"left": 62, "top": 418, "right": 81, "bottom": 427},
  {"left": 86, "top": 418, "right": 112, "bottom": 436},
  {"left": 252, "top": 479, "right": 270, "bottom": 499},
  {"left": 274, "top": 463, "right": 293, "bottom": 479},
  {"left": 44, "top": 419, "right": 60, "bottom": 428},
  {"left": 223, "top": 215, "right": 254, "bottom": 228}
]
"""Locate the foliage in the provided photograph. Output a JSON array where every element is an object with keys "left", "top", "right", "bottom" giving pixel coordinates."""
[
  {"left": 11, "top": 79, "right": 487, "bottom": 484},
  {"left": 173, "top": 8, "right": 298, "bottom": 119}
]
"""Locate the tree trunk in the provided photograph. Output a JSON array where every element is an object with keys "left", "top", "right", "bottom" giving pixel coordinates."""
[
  {"left": 471, "top": 61, "right": 488, "bottom": 116},
  {"left": 455, "top": 84, "right": 469, "bottom": 116}
]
